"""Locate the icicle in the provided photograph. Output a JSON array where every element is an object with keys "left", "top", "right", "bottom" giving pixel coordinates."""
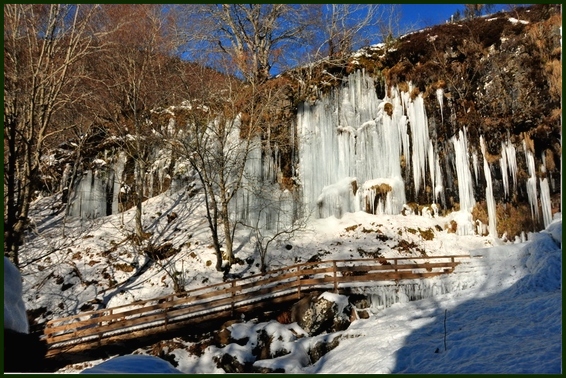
[
  {"left": 428, "top": 140, "right": 436, "bottom": 202},
  {"left": 540, "top": 154, "right": 553, "bottom": 228},
  {"left": 499, "top": 139, "right": 517, "bottom": 199},
  {"left": 390, "top": 87, "right": 410, "bottom": 159},
  {"left": 500, "top": 142, "right": 509, "bottom": 198},
  {"left": 506, "top": 140, "right": 518, "bottom": 193},
  {"left": 68, "top": 169, "right": 106, "bottom": 219},
  {"left": 436, "top": 87, "right": 444, "bottom": 124},
  {"left": 431, "top": 203, "right": 439, "bottom": 217},
  {"left": 367, "top": 278, "right": 456, "bottom": 312},
  {"left": 471, "top": 151, "right": 479, "bottom": 185},
  {"left": 360, "top": 177, "right": 405, "bottom": 215},
  {"left": 406, "top": 93, "right": 430, "bottom": 196},
  {"left": 434, "top": 157, "right": 445, "bottom": 206},
  {"left": 520, "top": 231, "right": 526, "bottom": 243},
  {"left": 523, "top": 140, "right": 539, "bottom": 222},
  {"left": 480, "top": 136, "right": 498, "bottom": 238},
  {"left": 451, "top": 128, "right": 475, "bottom": 213},
  {"left": 450, "top": 128, "right": 476, "bottom": 235},
  {"left": 297, "top": 70, "right": 406, "bottom": 218}
]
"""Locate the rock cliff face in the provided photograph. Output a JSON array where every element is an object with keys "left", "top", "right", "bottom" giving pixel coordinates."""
[{"left": 56, "top": 4, "right": 561, "bottom": 240}]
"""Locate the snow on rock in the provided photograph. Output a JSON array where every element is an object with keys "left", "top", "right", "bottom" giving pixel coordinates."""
[{"left": 291, "top": 292, "right": 351, "bottom": 336}]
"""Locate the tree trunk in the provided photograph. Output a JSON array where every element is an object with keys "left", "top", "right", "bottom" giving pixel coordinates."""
[
  {"left": 134, "top": 159, "right": 145, "bottom": 242},
  {"left": 221, "top": 201, "right": 235, "bottom": 266}
]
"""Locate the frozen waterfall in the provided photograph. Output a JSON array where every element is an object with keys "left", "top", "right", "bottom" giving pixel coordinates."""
[
  {"left": 540, "top": 154, "right": 553, "bottom": 228},
  {"left": 67, "top": 154, "right": 127, "bottom": 219},
  {"left": 298, "top": 70, "right": 438, "bottom": 218},
  {"left": 63, "top": 68, "right": 558, "bottom": 240}
]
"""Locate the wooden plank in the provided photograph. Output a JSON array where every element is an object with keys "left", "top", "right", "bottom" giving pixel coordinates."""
[
  {"left": 48, "top": 283, "right": 299, "bottom": 343},
  {"left": 337, "top": 262, "right": 459, "bottom": 273},
  {"left": 48, "top": 311, "right": 169, "bottom": 345}
]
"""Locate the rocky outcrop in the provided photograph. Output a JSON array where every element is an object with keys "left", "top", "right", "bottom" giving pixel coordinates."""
[
  {"left": 193, "top": 292, "right": 358, "bottom": 373},
  {"left": 291, "top": 292, "right": 352, "bottom": 336}
]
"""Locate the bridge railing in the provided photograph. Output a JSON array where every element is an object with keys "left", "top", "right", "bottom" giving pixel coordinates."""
[{"left": 44, "top": 255, "right": 470, "bottom": 348}]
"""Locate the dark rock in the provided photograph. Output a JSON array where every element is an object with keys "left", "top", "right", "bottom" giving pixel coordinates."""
[
  {"left": 291, "top": 292, "right": 351, "bottom": 336},
  {"left": 308, "top": 336, "right": 341, "bottom": 364},
  {"left": 214, "top": 353, "right": 248, "bottom": 373},
  {"left": 252, "top": 366, "right": 286, "bottom": 373}
]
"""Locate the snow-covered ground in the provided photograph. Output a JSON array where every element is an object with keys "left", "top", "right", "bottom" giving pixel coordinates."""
[{"left": 17, "top": 188, "right": 562, "bottom": 374}]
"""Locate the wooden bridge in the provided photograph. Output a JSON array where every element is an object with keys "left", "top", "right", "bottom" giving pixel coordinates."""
[{"left": 43, "top": 255, "right": 470, "bottom": 357}]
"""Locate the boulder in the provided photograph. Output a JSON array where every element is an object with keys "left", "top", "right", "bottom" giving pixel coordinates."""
[{"left": 291, "top": 292, "right": 351, "bottom": 336}]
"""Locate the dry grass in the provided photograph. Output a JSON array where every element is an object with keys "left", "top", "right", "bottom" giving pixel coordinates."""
[
  {"left": 367, "top": 183, "right": 392, "bottom": 195},
  {"left": 383, "top": 102, "right": 393, "bottom": 117},
  {"left": 544, "top": 149, "right": 556, "bottom": 171},
  {"left": 496, "top": 203, "right": 538, "bottom": 240},
  {"left": 446, "top": 220, "right": 458, "bottom": 234},
  {"left": 418, "top": 228, "right": 435, "bottom": 241},
  {"left": 344, "top": 224, "right": 361, "bottom": 232},
  {"left": 522, "top": 132, "right": 535, "bottom": 154}
]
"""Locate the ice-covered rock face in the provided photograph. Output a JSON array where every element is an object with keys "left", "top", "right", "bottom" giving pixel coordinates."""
[
  {"left": 296, "top": 71, "right": 449, "bottom": 220},
  {"left": 295, "top": 69, "right": 556, "bottom": 237},
  {"left": 65, "top": 65, "right": 557, "bottom": 239},
  {"left": 297, "top": 71, "right": 410, "bottom": 219}
]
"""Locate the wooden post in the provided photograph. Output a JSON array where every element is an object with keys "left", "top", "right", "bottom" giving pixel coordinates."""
[
  {"left": 231, "top": 281, "right": 236, "bottom": 316},
  {"left": 333, "top": 261, "right": 338, "bottom": 293},
  {"left": 297, "top": 267, "right": 302, "bottom": 299},
  {"left": 164, "top": 309, "right": 168, "bottom": 330}
]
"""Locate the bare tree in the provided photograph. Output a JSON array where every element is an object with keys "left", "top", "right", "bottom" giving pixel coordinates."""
[
  {"left": 242, "top": 183, "right": 305, "bottom": 274},
  {"left": 4, "top": 4, "right": 101, "bottom": 267},
  {"left": 170, "top": 76, "right": 256, "bottom": 272},
  {"left": 463, "top": 4, "right": 493, "bottom": 19},
  {"left": 91, "top": 4, "right": 181, "bottom": 243},
  {"left": 167, "top": 59, "right": 300, "bottom": 273},
  {"left": 190, "top": 4, "right": 311, "bottom": 84},
  {"left": 312, "top": 4, "right": 387, "bottom": 59},
  {"left": 377, "top": 5, "right": 406, "bottom": 49}
]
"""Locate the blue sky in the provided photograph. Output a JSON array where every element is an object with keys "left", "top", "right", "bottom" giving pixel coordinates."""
[{"left": 400, "top": 4, "right": 510, "bottom": 30}]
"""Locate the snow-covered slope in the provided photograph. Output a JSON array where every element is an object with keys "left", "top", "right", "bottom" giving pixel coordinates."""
[
  {"left": 17, "top": 186, "right": 561, "bottom": 374},
  {"left": 60, "top": 216, "right": 562, "bottom": 374},
  {"left": 20, "top": 187, "right": 495, "bottom": 322}
]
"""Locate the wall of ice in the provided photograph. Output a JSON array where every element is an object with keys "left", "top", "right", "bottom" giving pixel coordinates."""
[
  {"left": 67, "top": 152, "right": 127, "bottom": 219},
  {"left": 297, "top": 70, "right": 448, "bottom": 220},
  {"left": 297, "top": 70, "right": 412, "bottom": 218},
  {"left": 66, "top": 69, "right": 558, "bottom": 239},
  {"left": 295, "top": 69, "right": 557, "bottom": 236}
]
